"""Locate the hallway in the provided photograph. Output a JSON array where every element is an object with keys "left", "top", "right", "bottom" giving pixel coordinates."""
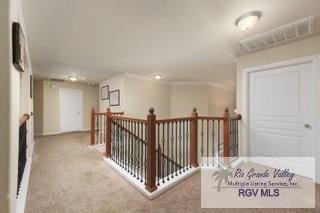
[{"left": 25, "top": 132, "right": 320, "bottom": 213}]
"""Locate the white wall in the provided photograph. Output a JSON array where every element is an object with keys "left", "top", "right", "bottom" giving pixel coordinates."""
[
  {"left": 209, "top": 86, "right": 236, "bottom": 116},
  {"left": 236, "top": 35, "right": 320, "bottom": 182},
  {"left": 170, "top": 84, "right": 209, "bottom": 117},
  {"left": 0, "top": 0, "right": 32, "bottom": 212}
]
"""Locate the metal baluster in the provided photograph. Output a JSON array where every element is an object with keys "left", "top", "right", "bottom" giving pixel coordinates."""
[
  {"left": 212, "top": 120, "right": 215, "bottom": 167},
  {"left": 182, "top": 120, "right": 185, "bottom": 172},
  {"left": 207, "top": 120, "right": 209, "bottom": 166},
  {"left": 166, "top": 123, "right": 170, "bottom": 181},
  {"left": 157, "top": 123, "right": 160, "bottom": 185},
  {"left": 171, "top": 122, "right": 174, "bottom": 178},
  {"left": 162, "top": 123, "right": 165, "bottom": 183},
  {"left": 140, "top": 123, "right": 143, "bottom": 182},
  {"left": 178, "top": 121, "right": 182, "bottom": 174},
  {"left": 186, "top": 121, "right": 189, "bottom": 169},
  {"left": 174, "top": 121, "right": 178, "bottom": 176},
  {"left": 201, "top": 120, "right": 204, "bottom": 166},
  {"left": 218, "top": 120, "right": 221, "bottom": 166},
  {"left": 144, "top": 124, "right": 147, "bottom": 185}
]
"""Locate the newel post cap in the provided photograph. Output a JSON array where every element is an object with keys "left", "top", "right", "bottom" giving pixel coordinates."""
[
  {"left": 192, "top": 107, "right": 197, "bottom": 113},
  {"left": 148, "top": 107, "right": 155, "bottom": 114},
  {"left": 107, "top": 107, "right": 111, "bottom": 112}
]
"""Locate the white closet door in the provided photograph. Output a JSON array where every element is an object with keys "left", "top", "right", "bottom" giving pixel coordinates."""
[
  {"left": 249, "top": 62, "right": 315, "bottom": 178},
  {"left": 59, "top": 89, "right": 83, "bottom": 132}
]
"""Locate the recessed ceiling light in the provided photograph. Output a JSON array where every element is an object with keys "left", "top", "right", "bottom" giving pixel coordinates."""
[
  {"left": 154, "top": 74, "right": 162, "bottom": 80},
  {"left": 235, "top": 11, "right": 262, "bottom": 31},
  {"left": 69, "top": 76, "right": 78, "bottom": 82}
]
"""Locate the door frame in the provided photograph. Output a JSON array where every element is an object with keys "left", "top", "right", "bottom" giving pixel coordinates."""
[
  {"left": 59, "top": 88, "right": 83, "bottom": 132},
  {"left": 239, "top": 55, "right": 320, "bottom": 180}
]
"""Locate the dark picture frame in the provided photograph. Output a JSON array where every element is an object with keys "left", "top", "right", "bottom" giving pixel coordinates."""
[
  {"left": 30, "top": 75, "right": 33, "bottom": 98},
  {"left": 12, "top": 22, "right": 25, "bottom": 72},
  {"left": 109, "top": 89, "right": 120, "bottom": 106},
  {"left": 101, "top": 85, "right": 109, "bottom": 100}
]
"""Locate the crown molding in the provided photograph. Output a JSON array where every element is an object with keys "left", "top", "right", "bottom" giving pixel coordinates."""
[{"left": 107, "top": 73, "right": 236, "bottom": 91}]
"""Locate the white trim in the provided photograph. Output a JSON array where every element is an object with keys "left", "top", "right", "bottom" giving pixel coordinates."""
[
  {"left": 16, "top": 159, "right": 32, "bottom": 213},
  {"left": 240, "top": 55, "right": 320, "bottom": 182},
  {"left": 123, "top": 72, "right": 235, "bottom": 91},
  {"left": 103, "top": 157, "right": 199, "bottom": 199}
]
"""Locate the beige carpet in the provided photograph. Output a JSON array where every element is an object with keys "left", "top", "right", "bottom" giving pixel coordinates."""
[{"left": 25, "top": 132, "right": 319, "bottom": 213}]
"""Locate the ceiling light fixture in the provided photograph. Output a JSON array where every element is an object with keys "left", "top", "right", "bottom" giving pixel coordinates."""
[
  {"left": 154, "top": 74, "right": 162, "bottom": 80},
  {"left": 69, "top": 76, "right": 78, "bottom": 82},
  {"left": 235, "top": 11, "right": 262, "bottom": 31}
]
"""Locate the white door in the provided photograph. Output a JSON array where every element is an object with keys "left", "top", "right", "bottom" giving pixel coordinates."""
[
  {"left": 59, "top": 89, "right": 83, "bottom": 132},
  {"left": 249, "top": 62, "right": 315, "bottom": 178}
]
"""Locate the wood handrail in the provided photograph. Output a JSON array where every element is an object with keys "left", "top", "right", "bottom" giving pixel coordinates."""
[
  {"left": 197, "top": 116, "right": 226, "bottom": 120},
  {"left": 111, "top": 120, "right": 146, "bottom": 144},
  {"left": 156, "top": 117, "right": 193, "bottom": 123},
  {"left": 111, "top": 116, "right": 147, "bottom": 123},
  {"left": 19, "top": 114, "right": 30, "bottom": 126}
]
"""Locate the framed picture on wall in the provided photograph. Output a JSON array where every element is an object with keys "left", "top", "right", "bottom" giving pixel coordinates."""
[
  {"left": 12, "top": 22, "right": 26, "bottom": 72},
  {"left": 110, "top": 89, "right": 120, "bottom": 106},
  {"left": 30, "top": 75, "right": 33, "bottom": 98},
  {"left": 101, "top": 85, "right": 109, "bottom": 100}
]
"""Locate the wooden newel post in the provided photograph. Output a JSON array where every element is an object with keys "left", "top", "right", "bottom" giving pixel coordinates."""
[
  {"left": 223, "top": 107, "right": 230, "bottom": 158},
  {"left": 105, "top": 107, "right": 112, "bottom": 158},
  {"left": 190, "top": 107, "right": 198, "bottom": 167},
  {"left": 90, "top": 108, "right": 96, "bottom": 146},
  {"left": 146, "top": 107, "right": 157, "bottom": 193}
]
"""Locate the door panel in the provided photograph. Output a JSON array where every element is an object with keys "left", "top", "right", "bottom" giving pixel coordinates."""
[
  {"left": 59, "top": 89, "right": 83, "bottom": 132},
  {"left": 249, "top": 62, "right": 314, "bottom": 177}
]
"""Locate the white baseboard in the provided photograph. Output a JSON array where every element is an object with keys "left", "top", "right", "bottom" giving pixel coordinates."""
[
  {"left": 16, "top": 147, "right": 34, "bottom": 213},
  {"left": 103, "top": 157, "right": 199, "bottom": 199}
]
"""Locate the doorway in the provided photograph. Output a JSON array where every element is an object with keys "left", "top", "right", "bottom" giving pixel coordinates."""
[{"left": 59, "top": 89, "right": 83, "bottom": 132}]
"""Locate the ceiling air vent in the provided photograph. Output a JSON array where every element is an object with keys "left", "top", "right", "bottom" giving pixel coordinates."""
[
  {"left": 240, "top": 16, "right": 314, "bottom": 51},
  {"left": 48, "top": 78, "right": 65, "bottom": 82}
]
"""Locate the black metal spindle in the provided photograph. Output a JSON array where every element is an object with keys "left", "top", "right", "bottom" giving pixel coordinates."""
[
  {"left": 162, "top": 123, "right": 165, "bottom": 183},
  {"left": 212, "top": 120, "right": 215, "bottom": 167},
  {"left": 166, "top": 122, "right": 170, "bottom": 181},
  {"left": 171, "top": 122, "right": 174, "bottom": 178},
  {"left": 207, "top": 119, "right": 209, "bottom": 166},
  {"left": 201, "top": 120, "right": 204, "bottom": 165}
]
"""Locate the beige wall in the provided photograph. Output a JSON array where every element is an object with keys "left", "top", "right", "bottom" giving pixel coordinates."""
[
  {"left": 0, "top": 0, "right": 11, "bottom": 211},
  {"left": 99, "top": 75, "right": 236, "bottom": 119},
  {"left": 209, "top": 86, "right": 236, "bottom": 116},
  {"left": 33, "top": 80, "right": 43, "bottom": 134},
  {"left": 34, "top": 80, "right": 99, "bottom": 134},
  {"left": 170, "top": 84, "right": 209, "bottom": 117},
  {"left": 99, "top": 75, "right": 125, "bottom": 112},
  {"left": 125, "top": 77, "right": 171, "bottom": 119},
  {"left": 236, "top": 35, "right": 320, "bottom": 182}
]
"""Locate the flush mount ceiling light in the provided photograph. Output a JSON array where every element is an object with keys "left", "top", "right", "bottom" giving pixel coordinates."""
[
  {"left": 235, "top": 11, "right": 262, "bottom": 31},
  {"left": 154, "top": 74, "right": 162, "bottom": 80},
  {"left": 69, "top": 76, "right": 78, "bottom": 82}
]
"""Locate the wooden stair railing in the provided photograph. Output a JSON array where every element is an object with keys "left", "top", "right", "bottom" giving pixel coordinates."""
[{"left": 90, "top": 106, "right": 241, "bottom": 193}]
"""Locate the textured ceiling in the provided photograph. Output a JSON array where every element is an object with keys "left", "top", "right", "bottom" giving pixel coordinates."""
[{"left": 22, "top": 0, "right": 320, "bottom": 86}]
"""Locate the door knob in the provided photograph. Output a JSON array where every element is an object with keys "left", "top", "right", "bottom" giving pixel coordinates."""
[{"left": 304, "top": 123, "right": 312, "bottom": 129}]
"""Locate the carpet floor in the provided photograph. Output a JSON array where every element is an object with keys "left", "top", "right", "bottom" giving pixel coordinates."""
[{"left": 25, "top": 132, "right": 319, "bottom": 213}]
